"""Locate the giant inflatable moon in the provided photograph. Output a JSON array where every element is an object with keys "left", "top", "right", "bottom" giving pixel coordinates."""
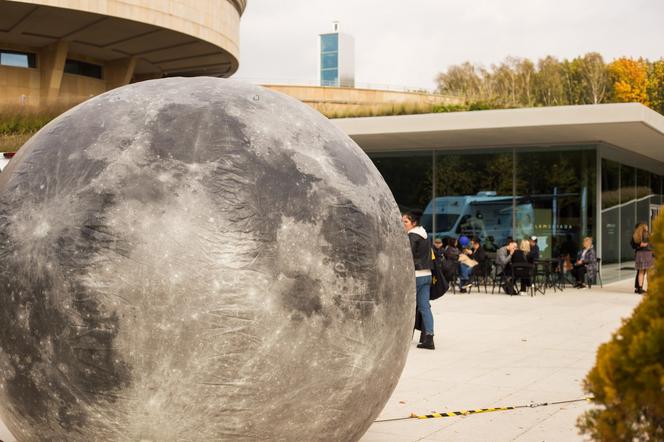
[{"left": 0, "top": 78, "right": 414, "bottom": 441}]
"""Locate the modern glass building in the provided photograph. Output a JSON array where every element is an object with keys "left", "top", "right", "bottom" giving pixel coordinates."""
[
  {"left": 319, "top": 23, "right": 355, "bottom": 88},
  {"left": 334, "top": 103, "right": 664, "bottom": 282}
]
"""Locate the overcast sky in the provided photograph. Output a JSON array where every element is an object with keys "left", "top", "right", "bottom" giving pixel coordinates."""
[{"left": 234, "top": 0, "right": 664, "bottom": 91}]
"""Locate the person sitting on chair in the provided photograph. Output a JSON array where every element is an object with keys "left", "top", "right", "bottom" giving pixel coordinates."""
[
  {"left": 512, "top": 239, "right": 533, "bottom": 293},
  {"left": 433, "top": 238, "right": 444, "bottom": 262},
  {"left": 470, "top": 236, "right": 486, "bottom": 265},
  {"left": 441, "top": 237, "right": 460, "bottom": 283},
  {"left": 457, "top": 235, "right": 475, "bottom": 292},
  {"left": 571, "top": 237, "right": 597, "bottom": 288},
  {"left": 495, "top": 239, "right": 517, "bottom": 294},
  {"left": 469, "top": 236, "right": 487, "bottom": 286}
]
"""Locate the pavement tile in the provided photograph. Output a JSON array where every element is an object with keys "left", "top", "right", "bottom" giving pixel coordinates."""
[{"left": 361, "top": 280, "right": 641, "bottom": 441}]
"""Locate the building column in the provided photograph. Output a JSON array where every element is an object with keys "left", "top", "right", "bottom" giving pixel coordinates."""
[
  {"left": 105, "top": 56, "right": 137, "bottom": 90},
  {"left": 39, "top": 40, "right": 68, "bottom": 106}
]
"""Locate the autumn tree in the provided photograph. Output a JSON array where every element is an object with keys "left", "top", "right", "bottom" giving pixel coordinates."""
[
  {"left": 647, "top": 59, "right": 664, "bottom": 115},
  {"left": 608, "top": 57, "right": 649, "bottom": 105},
  {"left": 434, "top": 54, "right": 663, "bottom": 115}
]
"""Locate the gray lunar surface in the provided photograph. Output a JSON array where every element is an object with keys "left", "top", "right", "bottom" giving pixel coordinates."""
[{"left": 0, "top": 78, "right": 414, "bottom": 441}]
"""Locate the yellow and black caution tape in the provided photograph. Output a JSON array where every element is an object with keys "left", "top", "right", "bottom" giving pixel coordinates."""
[
  {"left": 375, "top": 397, "right": 592, "bottom": 423},
  {"left": 412, "top": 406, "right": 515, "bottom": 419}
]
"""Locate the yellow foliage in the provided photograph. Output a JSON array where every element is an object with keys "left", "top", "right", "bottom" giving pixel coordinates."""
[{"left": 608, "top": 58, "right": 650, "bottom": 105}]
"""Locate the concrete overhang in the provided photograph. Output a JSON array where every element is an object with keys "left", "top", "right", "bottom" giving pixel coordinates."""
[
  {"left": 333, "top": 103, "right": 664, "bottom": 162},
  {"left": 0, "top": 0, "right": 244, "bottom": 77}
]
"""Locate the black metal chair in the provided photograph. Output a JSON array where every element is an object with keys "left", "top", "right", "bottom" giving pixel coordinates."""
[
  {"left": 533, "top": 259, "right": 557, "bottom": 294},
  {"left": 556, "top": 256, "right": 575, "bottom": 289},
  {"left": 471, "top": 257, "right": 492, "bottom": 293},
  {"left": 512, "top": 262, "right": 536, "bottom": 297},
  {"left": 492, "top": 264, "right": 517, "bottom": 295},
  {"left": 443, "top": 262, "right": 459, "bottom": 294},
  {"left": 585, "top": 258, "right": 603, "bottom": 288}
]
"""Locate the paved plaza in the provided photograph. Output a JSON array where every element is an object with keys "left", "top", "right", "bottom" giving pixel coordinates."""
[
  {"left": 0, "top": 280, "right": 641, "bottom": 442},
  {"left": 362, "top": 279, "right": 642, "bottom": 442}
]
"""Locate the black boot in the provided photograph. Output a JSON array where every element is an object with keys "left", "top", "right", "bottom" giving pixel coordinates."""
[
  {"left": 417, "top": 334, "right": 435, "bottom": 350},
  {"left": 418, "top": 331, "right": 424, "bottom": 344}
]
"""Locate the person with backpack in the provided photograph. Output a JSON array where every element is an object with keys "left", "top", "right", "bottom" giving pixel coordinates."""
[{"left": 402, "top": 210, "right": 435, "bottom": 350}]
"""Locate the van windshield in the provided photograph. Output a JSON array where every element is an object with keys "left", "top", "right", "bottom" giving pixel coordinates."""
[{"left": 420, "top": 213, "right": 460, "bottom": 234}]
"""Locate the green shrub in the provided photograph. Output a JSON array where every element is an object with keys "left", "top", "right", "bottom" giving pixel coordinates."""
[
  {"left": 0, "top": 106, "right": 65, "bottom": 136},
  {"left": 578, "top": 215, "right": 664, "bottom": 440},
  {"left": 431, "top": 103, "right": 468, "bottom": 113}
]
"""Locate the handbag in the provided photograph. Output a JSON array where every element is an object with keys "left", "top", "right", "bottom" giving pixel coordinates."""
[{"left": 459, "top": 253, "right": 478, "bottom": 268}]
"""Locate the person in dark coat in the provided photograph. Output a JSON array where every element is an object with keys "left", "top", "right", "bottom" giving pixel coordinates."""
[
  {"left": 403, "top": 210, "right": 435, "bottom": 350},
  {"left": 528, "top": 236, "right": 540, "bottom": 261},
  {"left": 469, "top": 236, "right": 488, "bottom": 285},
  {"left": 441, "top": 237, "right": 460, "bottom": 283},
  {"left": 512, "top": 239, "right": 533, "bottom": 292},
  {"left": 469, "top": 236, "right": 486, "bottom": 264},
  {"left": 433, "top": 238, "right": 444, "bottom": 262}
]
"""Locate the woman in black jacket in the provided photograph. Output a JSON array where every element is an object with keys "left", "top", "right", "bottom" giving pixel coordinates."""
[
  {"left": 512, "top": 239, "right": 533, "bottom": 293},
  {"left": 402, "top": 210, "right": 435, "bottom": 350}
]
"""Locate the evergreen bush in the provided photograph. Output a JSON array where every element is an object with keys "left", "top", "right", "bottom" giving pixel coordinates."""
[{"left": 578, "top": 215, "right": 664, "bottom": 440}]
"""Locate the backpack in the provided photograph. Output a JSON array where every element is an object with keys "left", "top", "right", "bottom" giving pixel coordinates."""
[{"left": 430, "top": 249, "right": 449, "bottom": 300}]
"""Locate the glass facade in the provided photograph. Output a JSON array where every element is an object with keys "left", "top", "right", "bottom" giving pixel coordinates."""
[
  {"left": 320, "top": 33, "right": 339, "bottom": 86},
  {"left": 370, "top": 147, "right": 596, "bottom": 256},
  {"left": 320, "top": 34, "right": 338, "bottom": 52},
  {"left": 600, "top": 159, "right": 663, "bottom": 281},
  {"left": 321, "top": 69, "right": 338, "bottom": 85},
  {"left": 369, "top": 146, "right": 664, "bottom": 282},
  {"left": 516, "top": 148, "right": 595, "bottom": 259}
]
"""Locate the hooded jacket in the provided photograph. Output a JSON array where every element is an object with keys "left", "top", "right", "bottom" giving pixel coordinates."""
[{"left": 408, "top": 226, "right": 432, "bottom": 277}]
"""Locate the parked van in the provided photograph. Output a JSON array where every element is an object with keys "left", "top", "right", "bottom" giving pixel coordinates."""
[{"left": 420, "top": 191, "right": 534, "bottom": 245}]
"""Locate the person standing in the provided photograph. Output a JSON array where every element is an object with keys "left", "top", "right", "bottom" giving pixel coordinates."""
[
  {"left": 528, "top": 236, "right": 540, "bottom": 261},
  {"left": 632, "top": 223, "right": 654, "bottom": 294},
  {"left": 402, "top": 210, "right": 435, "bottom": 350}
]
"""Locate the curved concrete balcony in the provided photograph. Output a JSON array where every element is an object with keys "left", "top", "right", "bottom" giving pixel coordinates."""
[{"left": 1, "top": 0, "right": 245, "bottom": 77}]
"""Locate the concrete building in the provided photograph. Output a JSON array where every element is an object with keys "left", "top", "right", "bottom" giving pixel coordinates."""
[
  {"left": 0, "top": 0, "right": 246, "bottom": 108},
  {"left": 264, "top": 83, "right": 463, "bottom": 117},
  {"left": 334, "top": 103, "right": 664, "bottom": 282}
]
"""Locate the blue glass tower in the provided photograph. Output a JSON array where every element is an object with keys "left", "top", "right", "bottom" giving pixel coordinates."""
[{"left": 319, "top": 22, "right": 354, "bottom": 87}]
